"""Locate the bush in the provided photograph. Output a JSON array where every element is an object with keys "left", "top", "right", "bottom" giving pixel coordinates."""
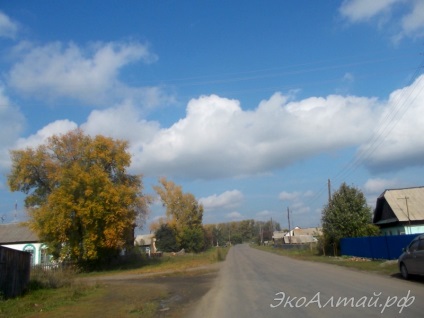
[{"left": 29, "top": 266, "right": 76, "bottom": 290}]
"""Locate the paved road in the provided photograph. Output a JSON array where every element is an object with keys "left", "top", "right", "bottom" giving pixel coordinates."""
[{"left": 189, "top": 244, "right": 424, "bottom": 317}]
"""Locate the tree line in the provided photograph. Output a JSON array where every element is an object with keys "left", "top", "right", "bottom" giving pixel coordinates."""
[{"left": 7, "top": 129, "right": 380, "bottom": 269}]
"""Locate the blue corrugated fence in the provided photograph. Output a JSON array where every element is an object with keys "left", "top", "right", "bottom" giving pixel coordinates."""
[{"left": 340, "top": 234, "right": 421, "bottom": 260}]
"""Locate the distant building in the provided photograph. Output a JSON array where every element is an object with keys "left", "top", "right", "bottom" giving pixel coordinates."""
[
  {"left": 134, "top": 233, "right": 157, "bottom": 255},
  {"left": 373, "top": 186, "right": 424, "bottom": 235},
  {"left": 0, "top": 223, "right": 50, "bottom": 265},
  {"left": 272, "top": 227, "right": 322, "bottom": 244}
]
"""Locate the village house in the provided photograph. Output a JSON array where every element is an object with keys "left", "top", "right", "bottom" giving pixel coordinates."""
[
  {"left": 134, "top": 233, "right": 157, "bottom": 256},
  {"left": 373, "top": 186, "right": 424, "bottom": 235},
  {"left": 0, "top": 223, "right": 50, "bottom": 266},
  {"left": 272, "top": 226, "right": 322, "bottom": 244}
]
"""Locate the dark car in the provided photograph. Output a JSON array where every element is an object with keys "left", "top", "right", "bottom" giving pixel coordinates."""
[{"left": 398, "top": 234, "right": 424, "bottom": 279}]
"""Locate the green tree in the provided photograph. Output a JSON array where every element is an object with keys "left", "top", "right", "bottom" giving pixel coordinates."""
[
  {"left": 321, "top": 182, "right": 379, "bottom": 255},
  {"left": 8, "top": 129, "right": 150, "bottom": 268},
  {"left": 153, "top": 177, "right": 204, "bottom": 252},
  {"left": 155, "top": 223, "right": 179, "bottom": 252}
]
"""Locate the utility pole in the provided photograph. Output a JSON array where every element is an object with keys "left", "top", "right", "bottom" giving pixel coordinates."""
[
  {"left": 398, "top": 196, "right": 411, "bottom": 234},
  {"left": 259, "top": 223, "right": 263, "bottom": 245},
  {"left": 14, "top": 201, "right": 17, "bottom": 222},
  {"left": 287, "top": 207, "right": 291, "bottom": 244},
  {"left": 328, "top": 179, "right": 332, "bottom": 204}
]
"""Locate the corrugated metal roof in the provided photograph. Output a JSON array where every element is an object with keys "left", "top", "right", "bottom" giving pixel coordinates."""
[
  {"left": 0, "top": 223, "right": 39, "bottom": 244},
  {"left": 383, "top": 187, "right": 424, "bottom": 222}
]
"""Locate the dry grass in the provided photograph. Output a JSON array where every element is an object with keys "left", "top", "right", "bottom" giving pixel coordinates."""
[
  {"left": 253, "top": 244, "right": 399, "bottom": 276},
  {"left": 0, "top": 247, "right": 229, "bottom": 318}
]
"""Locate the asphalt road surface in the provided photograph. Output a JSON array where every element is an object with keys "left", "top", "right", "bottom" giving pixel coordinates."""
[{"left": 189, "top": 244, "right": 424, "bottom": 318}]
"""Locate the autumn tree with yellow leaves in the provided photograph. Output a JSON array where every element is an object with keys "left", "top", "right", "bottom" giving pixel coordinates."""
[
  {"left": 153, "top": 177, "right": 204, "bottom": 252},
  {"left": 8, "top": 129, "right": 150, "bottom": 268}
]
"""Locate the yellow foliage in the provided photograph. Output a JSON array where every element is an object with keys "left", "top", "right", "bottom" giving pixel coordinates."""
[{"left": 8, "top": 129, "right": 151, "bottom": 264}]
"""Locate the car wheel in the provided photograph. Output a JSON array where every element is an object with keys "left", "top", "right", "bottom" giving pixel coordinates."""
[{"left": 400, "top": 263, "right": 409, "bottom": 280}]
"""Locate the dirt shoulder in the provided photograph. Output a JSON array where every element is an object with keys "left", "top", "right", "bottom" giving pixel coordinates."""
[{"left": 26, "top": 263, "right": 221, "bottom": 318}]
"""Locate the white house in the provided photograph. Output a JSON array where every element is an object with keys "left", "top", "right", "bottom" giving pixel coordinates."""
[
  {"left": 0, "top": 223, "right": 49, "bottom": 266},
  {"left": 134, "top": 233, "right": 157, "bottom": 255}
]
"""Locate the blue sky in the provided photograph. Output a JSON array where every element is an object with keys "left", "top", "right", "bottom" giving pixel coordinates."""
[{"left": 1, "top": 1, "right": 424, "bottom": 233}]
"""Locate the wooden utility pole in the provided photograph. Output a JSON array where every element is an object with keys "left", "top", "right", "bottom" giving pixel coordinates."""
[
  {"left": 398, "top": 196, "right": 411, "bottom": 234},
  {"left": 287, "top": 207, "right": 291, "bottom": 244},
  {"left": 328, "top": 179, "right": 332, "bottom": 204}
]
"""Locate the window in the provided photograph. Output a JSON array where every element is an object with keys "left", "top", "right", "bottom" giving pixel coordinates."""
[
  {"left": 23, "top": 244, "right": 36, "bottom": 266},
  {"left": 40, "top": 244, "right": 50, "bottom": 264}
]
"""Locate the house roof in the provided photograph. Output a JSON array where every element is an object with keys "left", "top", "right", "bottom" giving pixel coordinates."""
[
  {"left": 272, "top": 231, "right": 287, "bottom": 239},
  {"left": 134, "top": 234, "right": 155, "bottom": 246},
  {"left": 0, "top": 223, "right": 39, "bottom": 244},
  {"left": 374, "top": 187, "right": 424, "bottom": 223},
  {"left": 293, "top": 227, "right": 322, "bottom": 236}
]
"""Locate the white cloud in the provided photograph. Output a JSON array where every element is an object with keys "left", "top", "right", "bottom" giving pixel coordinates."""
[
  {"left": 199, "top": 190, "right": 244, "bottom": 210},
  {"left": 339, "top": 0, "right": 400, "bottom": 22},
  {"left": 81, "top": 102, "right": 161, "bottom": 166},
  {"left": 360, "top": 75, "right": 424, "bottom": 172},
  {"left": 8, "top": 41, "right": 170, "bottom": 109},
  {"left": 400, "top": 0, "right": 424, "bottom": 38},
  {"left": 0, "top": 11, "right": 18, "bottom": 39},
  {"left": 343, "top": 72, "right": 355, "bottom": 83},
  {"left": 339, "top": 0, "right": 424, "bottom": 41},
  {"left": 363, "top": 178, "right": 399, "bottom": 194},
  {"left": 0, "top": 86, "right": 25, "bottom": 170},
  {"left": 14, "top": 120, "right": 78, "bottom": 150},
  {"left": 10, "top": 74, "right": 424, "bottom": 183},
  {"left": 279, "top": 191, "right": 301, "bottom": 201},
  {"left": 135, "top": 93, "right": 379, "bottom": 179}
]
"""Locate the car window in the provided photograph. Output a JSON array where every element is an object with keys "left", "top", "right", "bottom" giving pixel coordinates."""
[{"left": 409, "top": 240, "right": 420, "bottom": 252}]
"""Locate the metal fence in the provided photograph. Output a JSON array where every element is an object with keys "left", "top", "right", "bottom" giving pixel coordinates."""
[
  {"left": 340, "top": 234, "right": 421, "bottom": 260},
  {"left": 0, "top": 246, "right": 31, "bottom": 299}
]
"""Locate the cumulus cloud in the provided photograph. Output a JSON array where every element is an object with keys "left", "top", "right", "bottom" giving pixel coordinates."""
[
  {"left": 10, "top": 73, "right": 424, "bottom": 182},
  {"left": 339, "top": 0, "right": 424, "bottom": 41},
  {"left": 135, "top": 93, "right": 379, "bottom": 178},
  {"left": 199, "top": 190, "right": 244, "bottom": 210},
  {"left": 81, "top": 102, "right": 161, "bottom": 167},
  {"left": 0, "top": 11, "right": 18, "bottom": 39},
  {"left": 359, "top": 75, "right": 424, "bottom": 172},
  {"left": 279, "top": 191, "right": 301, "bottom": 201},
  {"left": 0, "top": 86, "right": 25, "bottom": 169},
  {"left": 14, "top": 120, "right": 78, "bottom": 150},
  {"left": 8, "top": 41, "right": 170, "bottom": 109}
]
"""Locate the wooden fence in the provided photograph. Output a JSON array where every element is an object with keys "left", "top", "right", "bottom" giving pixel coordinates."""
[{"left": 0, "top": 246, "right": 31, "bottom": 299}]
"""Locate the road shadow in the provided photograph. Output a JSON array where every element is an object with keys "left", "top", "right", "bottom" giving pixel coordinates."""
[{"left": 391, "top": 272, "right": 424, "bottom": 284}]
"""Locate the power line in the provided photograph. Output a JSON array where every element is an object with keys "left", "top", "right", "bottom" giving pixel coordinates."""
[
  {"left": 330, "top": 58, "right": 424, "bottom": 186},
  {"left": 304, "top": 57, "right": 424, "bottom": 211}
]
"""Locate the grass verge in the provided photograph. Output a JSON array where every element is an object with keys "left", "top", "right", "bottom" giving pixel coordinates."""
[
  {"left": 0, "top": 247, "right": 229, "bottom": 318},
  {"left": 252, "top": 244, "right": 399, "bottom": 276},
  {"left": 81, "top": 246, "right": 230, "bottom": 278}
]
